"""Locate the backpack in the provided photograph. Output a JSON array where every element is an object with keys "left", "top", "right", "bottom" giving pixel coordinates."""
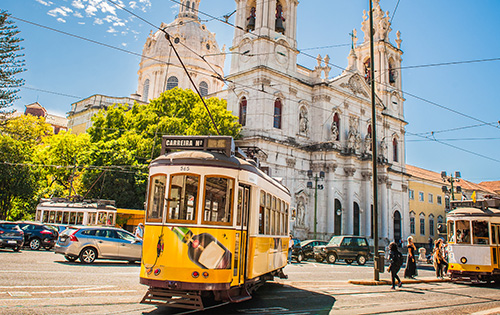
[{"left": 394, "top": 250, "right": 403, "bottom": 268}]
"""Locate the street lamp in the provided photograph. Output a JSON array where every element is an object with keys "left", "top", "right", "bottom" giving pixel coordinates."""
[
  {"left": 307, "top": 170, "right": 325, "bottom": 239},
  {"left": 441, "top": 171, "right": 461, "bottom": 211}
]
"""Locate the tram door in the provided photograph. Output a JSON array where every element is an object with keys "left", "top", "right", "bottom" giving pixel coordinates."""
[
  {"left": 493, "top": 224, "right": 500, "bottom": 269},
  {"left": 233, "top": 185, "right": 250, "bottom": 286}
]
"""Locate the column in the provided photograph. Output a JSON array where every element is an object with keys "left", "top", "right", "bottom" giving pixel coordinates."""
[
  {"left": 362, "top": 171, "right": 372, "bottom": 237},
  {"left": 326, "top": 163, "right": 337, "bottom": 235},
  {"left": 344, "top": 166, "right": 356, "bottom": 235}
]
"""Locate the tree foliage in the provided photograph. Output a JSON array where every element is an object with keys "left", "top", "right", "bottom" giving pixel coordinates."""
[
  {"left": 84, "top": 88, "right": 241, "bottom": 208},
  {"left": 0, "top": 11, "right": 25, "bottom": 112}
]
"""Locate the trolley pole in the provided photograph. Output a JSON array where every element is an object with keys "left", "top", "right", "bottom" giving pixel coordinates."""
[{"left": 369, "top": 0, "right": 380, "bottom": 282}]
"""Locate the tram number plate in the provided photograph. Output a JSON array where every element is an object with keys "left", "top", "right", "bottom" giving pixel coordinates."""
[{"left": 180, "top": 166, "right": 190, "bottom": 172}]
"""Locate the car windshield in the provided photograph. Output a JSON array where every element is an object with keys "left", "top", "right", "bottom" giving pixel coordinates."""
[
  {"left": 61, "top": 228, "right": 78, "bottom": 236},
  {"left": 328, "top": 236, "right": 342, "bottom": 246},
  {"left": 0, "top": 223, "right": 19, "bottom": 230}
]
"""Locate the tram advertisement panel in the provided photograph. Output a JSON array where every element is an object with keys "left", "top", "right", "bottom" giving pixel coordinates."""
[{"left": 141, "top": 225, "right": 235, "bottom": 283}]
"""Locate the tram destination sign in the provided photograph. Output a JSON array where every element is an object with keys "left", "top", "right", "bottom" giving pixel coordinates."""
[{"left": 161, "top": 136, "right": 235, "bottom": 157}]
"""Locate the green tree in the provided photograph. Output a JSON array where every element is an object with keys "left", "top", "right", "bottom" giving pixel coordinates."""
[
  {"left": 84, "top": 88, "right": 240, "bottom": 208},
  {"left": 0, "top": 11, "right": 25, "bottom": 113}
]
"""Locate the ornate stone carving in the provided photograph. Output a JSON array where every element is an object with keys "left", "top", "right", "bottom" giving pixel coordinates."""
[
  {"left": 331, "top": 123, "right": 339, "bottom": 141},
  {"left": 289, "top": 87, "right": 298, "bottom": 96},
  {"left": 295, "top": 197, "right": 306, "bottom": 227},
  {"left": 325, "top": 163, "right": 337, "bottom": 173},
  {"left": 286, "top": 158, "right": 296, "bottom": 168},
  {"left": 312, "top": 95, "right": 331, "bottom": 103},
  {"left": 378, "top": 175, "right": 388, "bottom": 184},
  {"left": 361, "top": 171, "right": 372, "bottom": 180},
  {"left": 340, "top": 75, "right": 369, "bottom": 98},
  {"left": 401, "top": 184, "right": 408, "bottom": 192},
  {"left": 344, "top": 167, "right": 356, "bottom": 177}
]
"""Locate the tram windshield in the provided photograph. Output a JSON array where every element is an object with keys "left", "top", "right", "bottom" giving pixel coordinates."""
[
  {"left": 472, "top": 220, "right": 489, "bottom": 245},
  {"left": 168, "top": 174, "right": 199, "bottom": 223},
  {"left": 456, "top": 220, "right": 471, "bottom": 244},
  {"left": 147, "top": 175, "right": 166, "bottom": 222},
  {"left": 448, "top": 221, "right": 455, "bottom": 243},
  {"left": 203, "top": 176, "right": 234, "bottom": 225}
]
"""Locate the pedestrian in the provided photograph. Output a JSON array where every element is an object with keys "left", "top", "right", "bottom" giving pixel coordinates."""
[
  {"left": 134, "top": 223, "right": 144, "bottom": 240},
  {"left": 433, "top": 239, "right": 446, "bottom": 278},
  {"left": 404, "top": 236, "right": 418, "bottom": 279},
  {"left": 288, "top": 234, "right": 293, "bottom": 263},
  {"left": 387, "top": 242, "right": 403, "bottom": 290},
  {"left": 428, "top": 236, "right": 433, "bottom": 253}
]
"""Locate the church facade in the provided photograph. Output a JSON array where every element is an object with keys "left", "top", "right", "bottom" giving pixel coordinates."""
[{"left": 224, "top": 0, "right": 409, "bottom": 243}]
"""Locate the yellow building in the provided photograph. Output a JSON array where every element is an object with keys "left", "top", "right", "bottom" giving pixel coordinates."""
[{"left": 407, "top": 165, "right": 498, "bottom": 250}]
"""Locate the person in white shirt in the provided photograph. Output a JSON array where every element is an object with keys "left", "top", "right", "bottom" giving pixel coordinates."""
[{"left": 134, "top": 223, "right": 144, "bottom": 240}]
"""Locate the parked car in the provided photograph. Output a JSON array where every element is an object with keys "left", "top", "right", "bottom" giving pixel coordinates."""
[
  {"left": 54, "top": 226, "right": 142, "bottom": 264},
  {"left": 16, "top": 221, "right": 58, "bottom": 250},
  {"left": 314, "top": 235, "right": 372, "bottom": 265},
  {"left": 294, "top": 240, "right": 329, "bottom": 262},
  {"left": 0, "top": 221, "right": 24, "bottom": 251}
]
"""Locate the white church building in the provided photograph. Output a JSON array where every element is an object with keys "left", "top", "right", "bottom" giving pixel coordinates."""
[{"left": 69, "top": 0, "right": 410, "bottom": 245}]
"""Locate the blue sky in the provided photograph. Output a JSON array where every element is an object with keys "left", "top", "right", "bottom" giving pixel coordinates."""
[{"left": 3, "top": 0, "right": 500, "bottom": 183}]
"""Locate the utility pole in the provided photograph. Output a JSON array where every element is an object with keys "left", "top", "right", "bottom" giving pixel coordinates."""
[{"left": 369, "top": 0, "right": 380, "bottom": 281}]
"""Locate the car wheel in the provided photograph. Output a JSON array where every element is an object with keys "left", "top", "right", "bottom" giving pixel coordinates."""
[
  {"left": 65, "top": 255, "right": 77, "bottom": 262},
  {"left": 345, "top": 259, "right": 353, "bottom": 264},
  {"left": 327, "top": 253, "right": 337, "bottom": 264},
  {"left": 357, "top": 255, "right": 367, "bottom": 265},
  {"left": 296, "top": 252, "right": 303, "bottom": 263},
  {"left": 29, "top": 238, "right": 41, "bottom": 250},
  {"left": 79, "top": 247, "right": 97, "bottom": 264},
  {"left": 13, "top": 246, "right": 21, "bottom": 252},
  {"left": 315, "top": 257, "right": 324, "bottom": 263}
]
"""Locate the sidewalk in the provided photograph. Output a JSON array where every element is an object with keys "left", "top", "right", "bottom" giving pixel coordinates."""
[{"left": 349, "top": 276, "right": 451, "bottom": 285}]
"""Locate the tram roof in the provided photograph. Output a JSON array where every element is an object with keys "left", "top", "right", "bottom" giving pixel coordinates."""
[
  {"left": 37, "top": 198, "right": 117, "bottom": 211},
  {"left": 447, "top": 206, "right": 500, "bottom": 217},
  {"left": 151, "top": 150, "right": 290, "bottom": 195}
]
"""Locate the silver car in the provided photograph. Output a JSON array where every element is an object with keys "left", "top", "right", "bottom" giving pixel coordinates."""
[{"left": 54, "top": 226, "right": 142, "bottom": 264}]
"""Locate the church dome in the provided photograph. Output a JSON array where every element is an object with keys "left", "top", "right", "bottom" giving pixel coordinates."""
[{"left": 137, "top": 0, "right": 225, "bottom": 102}]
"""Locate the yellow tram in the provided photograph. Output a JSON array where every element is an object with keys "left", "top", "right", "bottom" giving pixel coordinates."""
[
  {"left": 140, "top": 136, "right": 291, "bottom": 309},
  {"left": 447, "top": 199, "right": 500, "bottom": 282}
]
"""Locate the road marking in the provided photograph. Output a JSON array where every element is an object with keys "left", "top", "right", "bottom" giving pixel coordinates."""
[
  {"left": 8, "top": 292, "right": 31, "bottom": 297},
  {"left": 238, "top": 307, "right": 289, "bottom": 313}
]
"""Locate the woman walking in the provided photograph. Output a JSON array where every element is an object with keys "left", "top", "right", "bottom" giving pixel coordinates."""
[
  {"left": 433, "top": 239, "right": 446, "bottom": 279},
  {"left": 387, "top": 242, "right": 403, "bottom": 290},
  {"left": 404, "top": 236, "right": 417, "bottom": 279}
]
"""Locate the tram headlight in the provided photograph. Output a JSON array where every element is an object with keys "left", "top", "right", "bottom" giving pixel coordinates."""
[{"left": 460, "top": 257, "right": 467, "bottom": 264}]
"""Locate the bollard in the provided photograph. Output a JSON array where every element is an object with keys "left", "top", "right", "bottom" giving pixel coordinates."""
[{"left": 378, "top": 250, "right": 385, "bottom": 273}]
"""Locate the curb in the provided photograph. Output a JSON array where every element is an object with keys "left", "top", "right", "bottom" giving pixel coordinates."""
[{"left": 348, "top": 278, "right": 451, "bottom": 285}]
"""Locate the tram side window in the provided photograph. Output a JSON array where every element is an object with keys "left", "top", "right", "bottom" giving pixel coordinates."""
[
  {"left": 472, "top": 221, "right": 489, "bottom": 245},
  {"left": 448, "top": 221, "right": 455, "bottom": 243},
  {"left": 237, "top": 188, "right": 243, "bottom": 226},
  {"left": 147, "top": 175, "right": 167, "bottom": 222},
  {"left": 203, "top": 176, "right": 234, "bottom": 225},
  {"left": 168, "top": 174, "right": 199, "bottom": 222},
  {"left": 456, "top": 220, "right": 471, "bottom": 244},
  {"left": 265, "top": 193, "right": 271, "bottom": 235},
  {"left": 259, "top": 191, "right": 265, "bottom": 234}
]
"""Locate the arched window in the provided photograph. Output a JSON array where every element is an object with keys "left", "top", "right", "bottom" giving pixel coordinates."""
[
  {"left": 186, "top": 1, "right": 190, "bottom": 11},
  {"left": 429, "top": 214, "right": 435, "bottom": 237},
  {"left": 142, "top": 79, "right": 150, "bottom": 102},
  {"left": 332, "top": 112, "right": 340, "bottom": 141},
  {"left": 239, "top": 97, "right": 247, "bottom": 126},
  {"left": 393, "top": 137, "right": 398, "bottom": 162},
  {"left": 419, "top": 213, "right": 425, "bottom": 236},
  {"left": 166, "top": 76, "right": 178, "bottom": 90},
  {"left": 334, "top": 199, "right": 342, "bottom": 236},
  {"left": 388, "top": 59, "right": 397, "bottom": 85},
  {"left": 273, "top": 99, "right": 282, "bottom": 129},
  {"left": 353, "top": 202, "right": 360, "bottom": 236},
  {"left": 199, "top": 81, "right": 208, "bottom": 96},
  {"left": 410, "top": 211, "right": 415, "bottom": 235},
  {"left": 192, "top": 1, "right": 195, "bottom": 10}
]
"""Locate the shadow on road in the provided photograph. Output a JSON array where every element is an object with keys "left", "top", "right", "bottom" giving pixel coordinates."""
[
  {"left": 142, "top": 282, "right": 336, "bottom": 315},
  {"left": 54, "top": 260, "right": 141, "bottom": 267}
]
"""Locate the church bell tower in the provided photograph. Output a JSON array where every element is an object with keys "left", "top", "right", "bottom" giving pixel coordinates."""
[{"left": 230, "top": 0, "right": 299, "bottom": 75}]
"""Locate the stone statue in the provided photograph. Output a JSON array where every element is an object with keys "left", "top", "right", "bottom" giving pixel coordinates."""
[
  {"left": 379, "top": 138, "right": 387, "bottom": 158},
  {"left": 364, "top": 133, "right": 372, "bottom": 153},
  {"left": 347, "top": 129, "right": 357, "bottom": 152},
  {"left": 296, "top": 199, "right": 305, "bottom": 226},
  {"left": 299, "top": 107, "right": 308, "bottom": 133}
]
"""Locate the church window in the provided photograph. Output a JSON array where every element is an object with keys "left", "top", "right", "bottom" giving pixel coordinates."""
[
  {"left": 174, "top": 37, "right": 180, "bottom": 44},
  {"left": 192, "top": 1, "right": 195, "bottom": 10},
  {"left": 167, "top": 76, "right": 178, "bottom": 90},
  {"left": 388, "top": 59, "right": 397, "bottom": 85},
  {"left": 332, "top": 113, "right": 340, "bottom": 141},
  {"left": 409, "top": 212, "right": 415, "bottom": 235},
  {"left": 142, "top": 79, "right": 150, "bottom": 102},
  {"left": 186, "top": 1, "right": 190, "bottom": 11},
  {"left": 239, "top": 97, "right": 247, "bottom": 126},
  {"left": 393, "top": 137, "right": 398, "bottom": 162},
  {"left": 199, "top": 81, "right": 208, "bottom": 96},
  {"left": 273, "top": 99, "right": 282, "bottom": 129}
]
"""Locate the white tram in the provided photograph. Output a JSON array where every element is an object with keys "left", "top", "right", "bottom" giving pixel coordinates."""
[
  {"left": 447, "top": 199, "right": 500, "bottom": 282},
  {"left": 35, "top": 198, "right": 117, "bottom": 226}
]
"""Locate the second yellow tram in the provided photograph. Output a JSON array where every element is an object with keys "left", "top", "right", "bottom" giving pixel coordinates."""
[{"left": 140, "top": 136, "right": 291, "bottom": 309}]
